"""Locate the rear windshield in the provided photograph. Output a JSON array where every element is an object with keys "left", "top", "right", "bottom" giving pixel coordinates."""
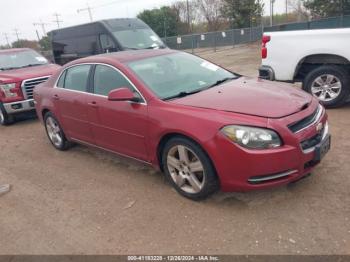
[
  {"left": 0, "top": 50, "right": 48, "bottom": 71},
  {"left": 113, "top": 29, "right": 165, "bottom": 50}
]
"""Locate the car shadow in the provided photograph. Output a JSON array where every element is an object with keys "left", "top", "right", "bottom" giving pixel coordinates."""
[{"left": 11, "top": 114, "right": 39, "bottom": 126}]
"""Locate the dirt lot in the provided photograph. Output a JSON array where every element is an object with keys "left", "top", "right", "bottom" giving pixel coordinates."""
[{"left": 0, "top": 44, "right": 349, "bottom": 255}]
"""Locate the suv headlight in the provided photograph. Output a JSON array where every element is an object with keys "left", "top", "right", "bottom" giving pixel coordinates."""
[
  {"left": 0, "top": 83, "right": 17, "bottom": 98},
  {"left": 221, "top": 125, "right": 282, "bottom": 149}
]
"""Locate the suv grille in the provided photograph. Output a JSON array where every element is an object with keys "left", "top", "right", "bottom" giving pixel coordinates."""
[
  {"left": 22, "top": 76, "right": 50, "bottom": 99},
  {"left": 288, "top": 105, "right": 323, "bottom": 133}
]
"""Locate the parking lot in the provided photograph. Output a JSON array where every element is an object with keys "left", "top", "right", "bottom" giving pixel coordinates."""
[{"left": 0, "top": 43, "right": 349, "bottom": 255}]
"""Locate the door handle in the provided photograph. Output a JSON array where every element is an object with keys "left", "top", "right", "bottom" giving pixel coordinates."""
[
  {"left": 53, "top": 94, "right": 60, "bottom": 100},
  {"left": 88, "top": 101, "right": 98, "bottom": 108}
]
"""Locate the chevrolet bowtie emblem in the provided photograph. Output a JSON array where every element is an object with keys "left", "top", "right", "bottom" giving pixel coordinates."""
[{"left": 316, "top": 122, "right": 324, "bottom": 133}]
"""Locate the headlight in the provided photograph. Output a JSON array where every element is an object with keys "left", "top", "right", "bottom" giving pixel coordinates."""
[
  {"left": 0, "top": 83, "right": 17, "bottom": 98},
  {"left": 221, "top": 125, "right": 282, "bottom": 149}
]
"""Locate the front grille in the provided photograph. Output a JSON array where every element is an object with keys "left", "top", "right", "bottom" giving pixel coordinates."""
[
  {"left": 22, "top": 76, "right": 50, "bottom": 99},
  {"left": 300, "top": 129, "right": 324, "bottom": 151},
  {"left": 288, "top": 105, "right": 323, "bottom": 133}
]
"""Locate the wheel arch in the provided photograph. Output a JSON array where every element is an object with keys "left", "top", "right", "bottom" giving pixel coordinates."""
[
  {"left": 156, "top": 132, "right": 217, "bottom": 175},
  {"left": 294, "top": 53, "right": 350, "bottom": 81},
  {"left": 42, "top": 108, "right": 50, "bottom": 119}
]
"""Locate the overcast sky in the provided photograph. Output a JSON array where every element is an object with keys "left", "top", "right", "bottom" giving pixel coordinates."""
[{"left": 0, "top": 0, "right": 286, "bottom": 46}]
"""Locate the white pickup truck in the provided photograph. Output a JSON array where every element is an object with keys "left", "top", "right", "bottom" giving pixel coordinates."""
[{"left": 259, "top": 28, "right": 350, "bottom": 108}]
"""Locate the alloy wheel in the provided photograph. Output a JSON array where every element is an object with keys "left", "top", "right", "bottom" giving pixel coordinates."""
[
  {"left": 45, "top": 116, "right": 63, "bottom": 147},
  {"left": 167, "top": 145, "right": 205, "bottom": 194},
  {"left": 311, "top": 74, "right": 342, "bottom": 102}
]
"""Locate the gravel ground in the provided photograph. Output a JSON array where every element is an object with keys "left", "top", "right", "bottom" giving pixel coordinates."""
[{"left": 0, "top": 44, "right": 349, "bottom": 255}]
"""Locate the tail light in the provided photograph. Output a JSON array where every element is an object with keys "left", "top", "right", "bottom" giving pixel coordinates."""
[{"left": 262, "top": 35, "right": 271, "bottom": 59}]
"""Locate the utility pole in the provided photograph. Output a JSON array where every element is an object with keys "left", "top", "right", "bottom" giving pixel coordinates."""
[
  {"left": 13, "top": 28, "right": 20, "bottom": 42},
  {"left": 186, "top": 0, "right": 191, "bottom": 33},
  {"left": 270, "top": 0, "right": 275, "bottom": 26},
  {"left": 33, "top": 20, "right": 49, "bottom": 35},
  {"left": 35, "top": 30, "right": 41, "bottom": 42},
  {"left": 340, "top": 0, "right": 344, "bottom": 26},
  {"left": 286, "top": 0, "right": 288, "bottom": 22},
  {"left": 3, "top": 33, "right": 10, "bottom": 47},
  {"left": 77, "top": 3, "right": 94, "bottom": 22},
  {"left": 163, "top": 18, "right": 167, "bottom": 40},
  {"left": 53, "top": 13, "right": 63, "bottom": 28}
]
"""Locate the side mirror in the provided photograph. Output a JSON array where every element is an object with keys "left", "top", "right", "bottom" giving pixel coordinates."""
[{"left": 108, "top": 87, "right": 141, "bottom": 102}]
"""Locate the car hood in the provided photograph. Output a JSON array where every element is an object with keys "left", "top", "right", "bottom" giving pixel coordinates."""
[
  {"left": 171, "top": 77, "right": 313, "bottom": 118},
  {"left": 0, "top": 64, "right": 61, "bottom": 83}
]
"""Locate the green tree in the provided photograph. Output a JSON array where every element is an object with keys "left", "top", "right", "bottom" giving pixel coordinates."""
[
  {"left": 137, "top": 6, "right": 181, "bottom": 37},
  {"left": 221, "top": 0, "right": 264, "bottom": 28},
  {"left": 39, "top": 36, "right": 52, "bottom": 51},
  {"left": 11, "top": 40, "right": 39, "bottom": 50},
  {"left": 304, "top": 0, "right": 350, "bottom": 18}
]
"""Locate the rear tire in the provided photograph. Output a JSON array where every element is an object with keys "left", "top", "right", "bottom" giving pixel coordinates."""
[
  {"left": 44, "top": 112, "right": 72, "bottom": 151},
  {"left": 0, "top": 103, "right": 14, "bottom": 126},
  {"left": 303, "top": 65, "right": 350, "bottom": 108},
  {"left": 161, "top": 136, "right": 220, "bottom": 201}
]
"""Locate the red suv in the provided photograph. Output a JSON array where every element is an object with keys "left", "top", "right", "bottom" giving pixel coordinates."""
[
  {"left": 0, "top": 48, "right": 61, "bottom": 125},
  {"left": 34, "top": 49, "right": 330, "bottom": 200}
]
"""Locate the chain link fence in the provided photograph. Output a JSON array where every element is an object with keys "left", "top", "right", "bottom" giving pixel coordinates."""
[
  {"left": 163, "top": 26, "right": 263, "bottom": 54},
  {"left": 164, "top": 14, "right": 350, "bottom": 54},
  {"left": 264, "top": 14, "right": 350, "bottom": 32}
]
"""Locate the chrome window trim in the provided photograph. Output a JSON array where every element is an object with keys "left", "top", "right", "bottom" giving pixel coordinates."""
[{"left": 53, "top": 63, "right": 147, "bottom": 105}]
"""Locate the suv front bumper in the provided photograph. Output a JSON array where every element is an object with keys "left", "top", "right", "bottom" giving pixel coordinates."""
[
  {"left": 3, "top": 99, "right": 36, "bottom": 115},
  {"left": 259, "top": 65, "right": 275, "bottom": 80}
]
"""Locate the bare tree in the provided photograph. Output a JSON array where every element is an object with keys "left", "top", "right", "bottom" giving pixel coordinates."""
[
  {"left": 287, "top": 0, "right": 310, "bottom": 21},
  {"left": 195, "top": 0, "right": 223, "bottom": 31},
  {"left": 172, "top": 0, "right": 199, "bottom": 33}
]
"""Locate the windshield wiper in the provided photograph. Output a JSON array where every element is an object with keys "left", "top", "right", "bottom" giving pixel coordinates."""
[
  {"left": 163, "top": 89, "right": 203, "bottom": 101},
  {"left": 0, "top": 67, "right": 21, "bottom": 71},
  {"left": 145, "top": 45, "right": 167, "bottom": 49},
  {"left": 20, "top": 63, "right": 45, "bottom": 68},
  {"left": 123, "top": 47, "right": 139, "bottom": 50},
  {"left": 207, "top": 77, "right": 237, "bottom": 89},
  {"left": 163, "top": 77, "right": 237, "bottom": 101}
]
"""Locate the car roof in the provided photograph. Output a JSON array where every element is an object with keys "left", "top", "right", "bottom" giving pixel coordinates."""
[
  {"left": 66, "top": 49, "right": 180, "bottom": 66},
  {"left": 49, "top": 18, "right": 147, "bottom": 35},
  {"left": 0, "top": 48, "right": 32, "bottom": 54}
]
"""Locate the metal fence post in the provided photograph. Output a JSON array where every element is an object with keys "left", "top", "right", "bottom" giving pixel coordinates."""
[
  {"left": 214, "top": 32, "right": 217, "bottom": 52},
  {"left": 232, "top": 29, "right": 235, "bottom": 48},
  {"left": 191, "top": 34, "right": 194, "bottom": 54}
]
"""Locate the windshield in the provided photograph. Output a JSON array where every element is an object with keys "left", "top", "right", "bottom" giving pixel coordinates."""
[
  {"left": 0, "top": 49, "right": 48, "bottom": 71},
  {"left": 128, "top": 52, "right": 237, "bottom": 100},
  {"left": 113, "top": 29, "right": 165, "bottom": 50}
]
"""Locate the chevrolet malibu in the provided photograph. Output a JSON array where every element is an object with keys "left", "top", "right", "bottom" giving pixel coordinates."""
[{"left": 34, "top": 49, "right": 330, "bottom": 200}]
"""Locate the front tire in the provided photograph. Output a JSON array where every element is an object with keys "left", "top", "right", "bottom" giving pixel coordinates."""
[
  {"left": 162, "top": 136, "right": 219, "bottom": 201},
  {"left": 0, "top": 103, "right": 14, "bottom": 126},
  {"left": 44, "top": 112, "right": 72, "bottom": 151},
  {"left": 303, "top": 65, "right": 350, "bottom": 108}
]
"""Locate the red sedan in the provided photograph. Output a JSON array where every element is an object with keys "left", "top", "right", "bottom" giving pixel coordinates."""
[{"left": 34, "top": 49, "right": 330, "bottom": 200}]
